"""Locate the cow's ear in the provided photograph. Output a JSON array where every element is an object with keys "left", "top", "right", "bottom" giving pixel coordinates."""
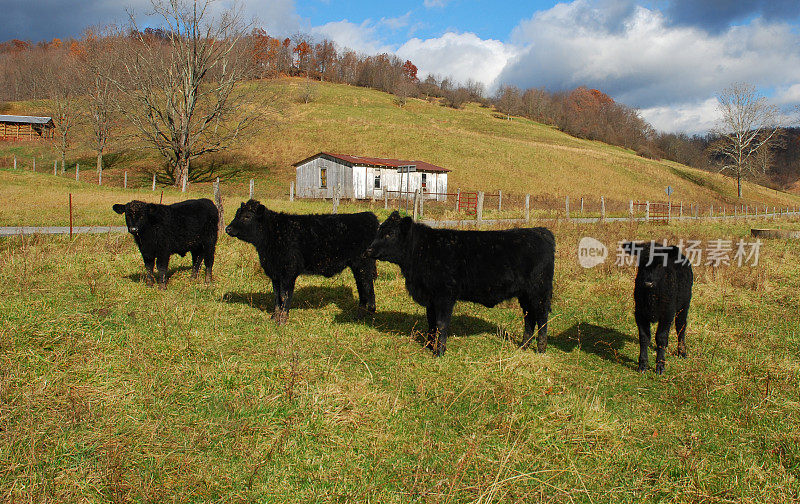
[
  {"left": 400, "top": 216, "right": 413, "bottom": 236},
  {"left": 112, "top": 204, "right": 126, "bottom": 214},
  {"left": 389, "top": 210, "right": 401, "bottom": 220},
  {"left": 255, "top": 203, "right": 266, "bottom": 219},
  {"left": 623, "top": 241, "right": 651, "bottom": 265}
]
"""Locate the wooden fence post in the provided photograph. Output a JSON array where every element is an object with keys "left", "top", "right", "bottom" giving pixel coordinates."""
[
  {"left": 525, "top": 194, "right": 530, "bottom": 222},
  {"left": 213, "top": 177, "right": 225, "bottom": 232},
  {"left": 581, "top": 197, "right": 584, "bottom": 214},
  {"left": 124, "top": 171, "right": 128, "bottom": 189},
  {"left": 565, "top": 196, "right": 570, "bottom": 221},
  {"left": 32, "top": 158, "right": 35, "bottom": 172},
  {"left": 249, "top": 179, "right": 254, "bottom": 199},
  {"left": 152, "top": 173, "right": 156, "bottom": 191},
  {"left": 600, "top": 196, "right": 605, "bottom": 222},
  {"left": 98, "top": 169, "right": 102, "bottom": 186},
  {"left": 710, "top": 204, "right": 714, "bottom": 218},
  {"left": 477, "top": 191, "right": 484, "bottom": 222},
  {"left": 680, "top": 201, "right": 683, "bottom": 218},
  {"left": 645, "top": 201, "right": 650, "bottom": 221},
  {"left": 69, "top": 193, "right": 73, "bottom": 239},
  {"left": 13, "top": 156, "right": 16, "bottom": 170},
  {"left": 629, "top": 200, "right": 633, "bottom": 222},
  {"left": 290, "top": 181, "right": 295, "bottom": 201},
  {"left": 498, "top": 190, "right": 502, "bottom": 211},
  {"left": 75, "top": 163, "right": 79, "bottom": 181},
  {"left": 384, "top": 188, "right": 388, "bottom": 210},
  {"left": 455, "top": 188, "right": 460, "bottom": 212},
  {"left": 413, "top": 189, "right": 420, "bottom": 220},
  {"left": 53, "top": 160, "right": 57, "bottom": 176},
  {"left": 419, "top": 189, "right": 424, "bottom": 218}
]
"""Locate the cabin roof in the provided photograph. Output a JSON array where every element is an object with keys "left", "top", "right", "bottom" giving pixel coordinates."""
[
  {"left": 0, "top": 115, "right": 54, "bottom": 126},
  {"left": 293, "top": 152, "right": 451, "bottom": 173}
]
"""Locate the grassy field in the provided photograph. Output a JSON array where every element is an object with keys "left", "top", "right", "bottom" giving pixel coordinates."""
[
  {"left": 2, "top": 171, "right": 799, "bottom": 502},
  {"left": 2, "top": 77, "right": 799, "bottom": 211}
]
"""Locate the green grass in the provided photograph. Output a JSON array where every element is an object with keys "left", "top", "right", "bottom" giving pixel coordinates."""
[{"left": 2, "top": 203, "right": 799, "bottom": 501}]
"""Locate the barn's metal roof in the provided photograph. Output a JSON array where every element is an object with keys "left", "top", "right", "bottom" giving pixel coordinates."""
[
  {"left": 0, "top": 115, "right": 54, "bottom": 125},
  {"left": 293, "top": 152, "right": 451, "bottom": 173}
]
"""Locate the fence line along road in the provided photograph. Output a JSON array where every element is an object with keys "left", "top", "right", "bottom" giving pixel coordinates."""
[
  {"left": 2, "top": 212, "right": 798, "bottom": 237},
  {"left": 422, "top": 210, "right": 800, "bottom": 228},
  {"left": 0, "top": 226, "right": 128, "bottom": 237}
]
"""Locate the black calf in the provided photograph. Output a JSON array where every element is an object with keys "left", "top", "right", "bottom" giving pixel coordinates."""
[
  {"left": 112, "top": 198, "right": 218, "bottom": 288},
  {"left": 623, "top": 241, "right": 694, "bottom": 374},
  {"left": 225, "top": 200, "right": 378, "bottom": 324},
  {"left": 367, "top": 212, "right": 555, "bottom": 356}
]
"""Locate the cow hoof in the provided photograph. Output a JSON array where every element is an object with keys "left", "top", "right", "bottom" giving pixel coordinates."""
[
  {"left": 158, "top": 283, "right": 167, "bottom": 290},
  {"left": 655, "top": 364, "right": 665, "bottom": 375},
  {"left": 537, "top": 345, "right": 547, "bottom": 354},
  {"left": 638, "top": 364, "right": 648, "bottom": 373},
  {"left": 273, "top": 312, "right": 289, "bottom": 326}
]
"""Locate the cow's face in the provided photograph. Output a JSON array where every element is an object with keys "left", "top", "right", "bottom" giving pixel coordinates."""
[
  {"left": 226, "top": 200, "right": 264, "bottom": 243},
  {"left": 622, "top": 241, "right": 668, "bottom": 289},
  {"left": 366, "top": 211, "right": 412, "bottom": 264},
  {"left": 113, "top": 200, "right": 156, "bottom": 235}
]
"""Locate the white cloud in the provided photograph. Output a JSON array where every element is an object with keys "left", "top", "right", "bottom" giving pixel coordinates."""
[
  {"left": 639, "top": 98, "right": 721, "bottom": 134},
  {"left": 310, "top": 20, "right": 394, "bottom": 55},
  {"left": 773, "top": 84, "right": 800, "bottom": 106},
  {"left": 501, "top": 3, "right": 800, "bottom": 109},
  {"left": 397, "top": 32, "right": 519, "bottom": 89},
  {"left": 423, "top": 0, "right": 449, "bottom": 8}
]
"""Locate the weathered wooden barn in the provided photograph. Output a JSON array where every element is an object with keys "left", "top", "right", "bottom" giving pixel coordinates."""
[
  {"left": 0, "top": 115, "right": 55, "bottom": 141},
  {"left": 294, "top": 152, "right": 450, "bottom": 201}
]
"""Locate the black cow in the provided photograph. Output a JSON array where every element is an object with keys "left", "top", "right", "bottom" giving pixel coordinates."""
[
  {"left": 225, "top": 200, "right": 378, "bottom": 325},
  {"left": 112, "top": 199, "right": 218, "bottom": 288},
  {"left": 366, "top": 211, "right": 555, "bottom": 356},
  {"left": 623, "top": 241, "right": 694, "bottom": 374}
]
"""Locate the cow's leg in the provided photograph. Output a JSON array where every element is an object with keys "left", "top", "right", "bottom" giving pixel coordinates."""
[
  {"left": 350, "top": 260, "right": 376, "bottom": 318},
  {"left": 636, "top": 312, "right": 651, "bottom": 373},
  {"left": 190, "top": 250, "right": 202, "bottom": 279},
  {"left": 271, "top": 277, "right": 282, "bottom": 320},
  {"left": 156, "top": 254, "right": 170, "bottom": 289},
  {"left": 275, "top": 276, "right": 296, "bottom": 326},
  {"left": 675, "top": 305, "right": 689, "bottom": 358},
  {"left": 425, "top": 304, "right": 437, "bottom": 351},
  {"left": 203, "top": 243, "right": 215, "bottom": 283},
  {"left": 654, "top": 317, "right": 672, "bottom": 375},
  {"left": 535, "top": 308, "right": 550, "bottom": 353},
  {"left": 432, "top": 300, "right": 455, "bottom": 357},
  {"left": 519, "top": 295, "right": 537, "bottom": 350},
  {"left": 143, "top": 256, "right": 156, "bottom": 286}
]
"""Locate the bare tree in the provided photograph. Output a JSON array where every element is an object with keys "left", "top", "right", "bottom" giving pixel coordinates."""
[
  {"left": 44, "top": 48, "right": 83, "bottom": 173},
  {"left": 109, "top": 0, "right": 255, "bottom": 189},
  {"left": 83, "top": 28, "right": 118, "bottom": 175},
  {"left": 495, "top": 85, "right": 522, "bottom": 120},
  {"left": 712, "top": 82, "right": 780, "bottom": 198},
  {"left": 298, "top": 76, "right": 316, "bottom": 104}
]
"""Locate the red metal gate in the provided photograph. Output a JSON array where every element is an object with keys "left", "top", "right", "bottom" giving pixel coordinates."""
[{"left": 458, "top": 192, "right": 478, "bottom": 215}]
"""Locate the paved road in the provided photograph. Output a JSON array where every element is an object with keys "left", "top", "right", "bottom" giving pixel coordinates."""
[{"left": 0, "top": 226, "right": 128, "bottom": 237}]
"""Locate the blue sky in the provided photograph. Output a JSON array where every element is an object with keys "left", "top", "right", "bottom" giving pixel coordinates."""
[{"left": 3, "top": 0, "right": 800, "bottom": 133}]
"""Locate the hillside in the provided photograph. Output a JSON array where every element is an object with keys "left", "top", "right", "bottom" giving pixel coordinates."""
[{"left": 1, "top": 77, "right": 799, "bottom": 210}]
